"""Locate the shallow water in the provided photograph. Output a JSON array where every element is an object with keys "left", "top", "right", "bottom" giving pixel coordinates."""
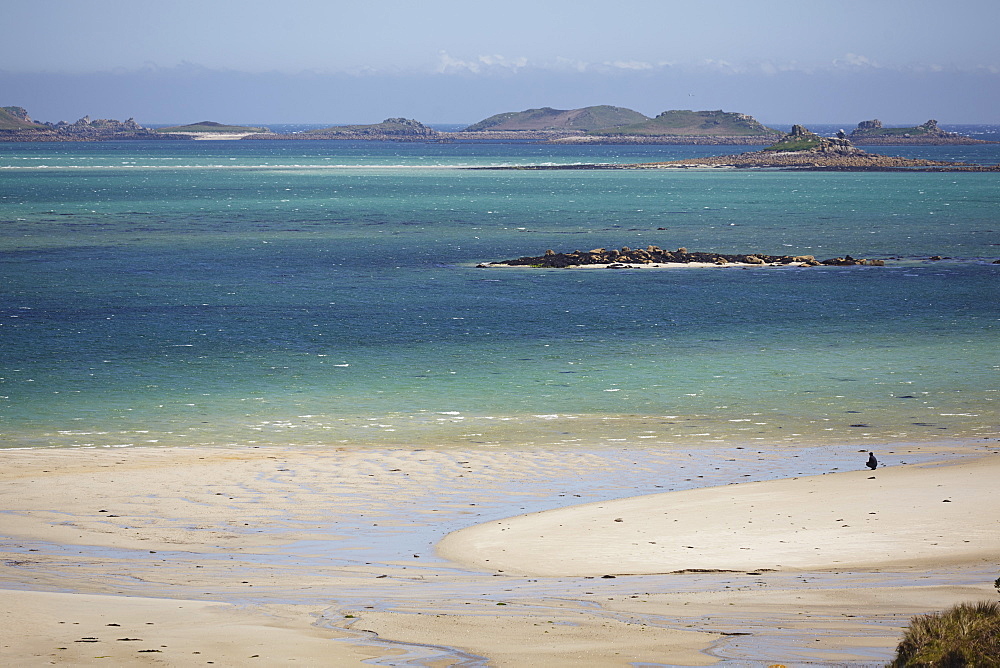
[{"left": 1, "top": 140, "right": 997, "bottom": 449}]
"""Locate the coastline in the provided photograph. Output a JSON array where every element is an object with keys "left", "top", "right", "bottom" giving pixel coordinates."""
[
  {"left": 3, "top": 128, "right": 997, "bottom": 666},
  {"left": 3, "top": 129, "right": 992, "bottom": 146},
  {"left": 2, "top": 438, "right": 998, "bottom": 665}
]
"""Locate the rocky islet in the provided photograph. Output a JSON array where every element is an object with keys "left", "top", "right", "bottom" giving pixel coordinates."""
[{"left": 480, "top": 246, "right": 886, "bottom": 269}]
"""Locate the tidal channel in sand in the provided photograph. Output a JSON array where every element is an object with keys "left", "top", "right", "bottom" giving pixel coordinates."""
[{"left": 2, "top": 438, "right": 999, "bottom": 665}]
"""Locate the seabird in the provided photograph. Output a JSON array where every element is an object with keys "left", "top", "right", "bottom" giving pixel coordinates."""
[{"left": 866, "top": 452, "right": 878, "bottom": 470}]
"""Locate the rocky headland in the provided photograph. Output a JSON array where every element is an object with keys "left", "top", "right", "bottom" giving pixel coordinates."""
[
  {"left": 0, "top": 106, "right": 45, "bottom": 131},
  {"left": 0, "top": 108, "right": 177, "bottom": 141},
  {"left": 480, "top": 246, "right": 885, "bottom": 269}
]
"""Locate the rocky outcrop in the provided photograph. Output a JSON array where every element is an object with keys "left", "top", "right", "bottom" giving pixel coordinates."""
[
  {"left": 480, "top": 246, "right": 886, "bottom": 268},
  {"left": 849, "top": 119, "right": 989, "bottom": 144},
  {"left": 855, "top": 119, "right": 883, "bottom": 132},
  {"left": 0, "top": 109, "right": 176, "bottom": 141},
  {"left": 624, "top": 125, "right": 993, "bottom": 170},
  {"left": 471, "top": 124, "right": 998, "bottom": 172},
  {"left": 766, "top": 125, "right": 867, "bottom": 155},
  {"left": 637, "top": 151, "right": 979, "bottom": 170},
  {"left": 55, "top": 116, "right": 147, "bottom": 134}
]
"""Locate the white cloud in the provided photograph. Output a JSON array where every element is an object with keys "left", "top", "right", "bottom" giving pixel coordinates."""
[
  {"left": 700, "top": 59, "right": 740, "bottom": 74},
  {"left": 833, "top": 53, "right": 878, "bottom": 69},
  {"left": 603, "top": 60, "right": 654, "bottom": 71},
  {"left": 435, "top": 52, "right": 530, "bottom": 74},
  {"left": 553, "top": 56, "right": 590, "bottom": 73},
  {"left": 435, "top": 52, "right": 478, "bottom": 74},
  {"left": 430, "top": 50, "right": 1000, "bottom": 79},
  {"left": 479, "top": 54, "right": 528, "bottom": 70}
]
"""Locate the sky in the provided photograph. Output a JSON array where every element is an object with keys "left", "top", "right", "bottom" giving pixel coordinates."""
[{"left": 2, "top": 0, "right": 999, "bottom": 125}]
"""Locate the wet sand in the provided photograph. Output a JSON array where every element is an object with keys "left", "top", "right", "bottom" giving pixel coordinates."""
[
  {"left": 1, "top": 440, "right": 998, "bottom": 665},
  {"left": 0, "top": 590, "right": 380, "bottom": 666}
]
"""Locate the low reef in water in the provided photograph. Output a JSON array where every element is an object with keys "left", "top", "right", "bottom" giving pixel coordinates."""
[{"left": 480, "top": 246, "right": 885, "bottom": 268}]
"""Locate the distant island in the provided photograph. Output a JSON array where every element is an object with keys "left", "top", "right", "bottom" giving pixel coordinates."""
[
  {"left": 636, "top": 125, "right": 998, "bottom": 170},
  {"left": 305, "top": 117, "right": 436, "bottom": 138},
  {"left": 570, "top": 109, "right": 782, "bottom": 144},
  {"left": 0, "top": 106, "right": 172, "bottom": 141},
  {"left": 456, "top": 107, "right": 783, "bottom": 144},
  {"left": 847, "top": 118, "right": 986, "bottom": 145},
  {"left": 0, "top": 103, "right": 994, "bottom": 145},
  {"left": 245, "top": 117, "right": 438, "bottom": 141},
  {"left": 477, "top": 125, "right": 1000, "bottom": 171},
  {"left": 156, "top": 121, "right": 270, "bottom": 138},
  {"left": 463, "top": 105, "right": 648, "bottom": 132}
]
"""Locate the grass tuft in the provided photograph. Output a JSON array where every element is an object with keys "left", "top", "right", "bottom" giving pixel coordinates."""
[{"left": 889, "top": 600, "right": 1000, "bottom": 667}]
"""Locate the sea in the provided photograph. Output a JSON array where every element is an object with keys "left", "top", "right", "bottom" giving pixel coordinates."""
[{"left": 1, "top": 130, "right": 997, "bottom": 452}]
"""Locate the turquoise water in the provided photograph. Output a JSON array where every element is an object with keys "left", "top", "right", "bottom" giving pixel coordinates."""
[{"left": 1, "top": 140, "right": 997, "bottom": 449}]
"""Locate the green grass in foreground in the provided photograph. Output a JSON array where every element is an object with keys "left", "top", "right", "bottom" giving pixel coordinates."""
[{"left": 889, "top": 600, "right": 1000, "bottom": 666}]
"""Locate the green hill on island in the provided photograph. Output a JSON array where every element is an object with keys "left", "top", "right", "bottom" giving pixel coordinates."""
[
  {"left": 157, "top": 121, "right": 270, "bottom": 133},
  {"left": 589, "top": 109, "right": 780, "bottom": 137},
  {"left": 464, "top": 106, "right": 649, "bottom": 132},
  {"left": 0, "top": 106, "right": 46, "bottom": 131},
  {"left": 305, "top": 118, "right": 437, "bottom": 137}
]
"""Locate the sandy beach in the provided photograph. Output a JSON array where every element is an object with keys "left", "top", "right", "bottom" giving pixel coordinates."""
[
  {"left": 438, "top": 455, "right": 1000, "bottom": 575},
  {"left": 2, "top": 440, "right": 998, "bottom": 665},
  {"left": 151, "top": 132, "right": 263, "bottom": 140}
]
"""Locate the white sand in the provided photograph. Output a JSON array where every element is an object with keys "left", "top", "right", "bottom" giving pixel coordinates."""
[
  {"left": 157, "top": 132, "right": 262, "bottom": 140},
  {"left": 2, "top": 444, "right": 997, "bottom": 665},
  {"left": 438, "top": 455, "right": 1000, "bottom": 576}
]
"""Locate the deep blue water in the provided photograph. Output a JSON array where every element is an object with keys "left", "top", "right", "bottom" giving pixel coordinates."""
[{"left": 1, "top": 139, "right": 997, "bottom": 449}]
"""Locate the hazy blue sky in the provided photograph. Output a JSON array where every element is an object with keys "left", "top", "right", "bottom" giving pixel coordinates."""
[{"left": 3, "top": 0, "right": 998, "bottom": 124}]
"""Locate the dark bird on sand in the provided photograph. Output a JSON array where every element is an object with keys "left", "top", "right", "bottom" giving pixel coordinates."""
[{"left": 866, "top": 452, "right": 878, "bottom": 470}]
